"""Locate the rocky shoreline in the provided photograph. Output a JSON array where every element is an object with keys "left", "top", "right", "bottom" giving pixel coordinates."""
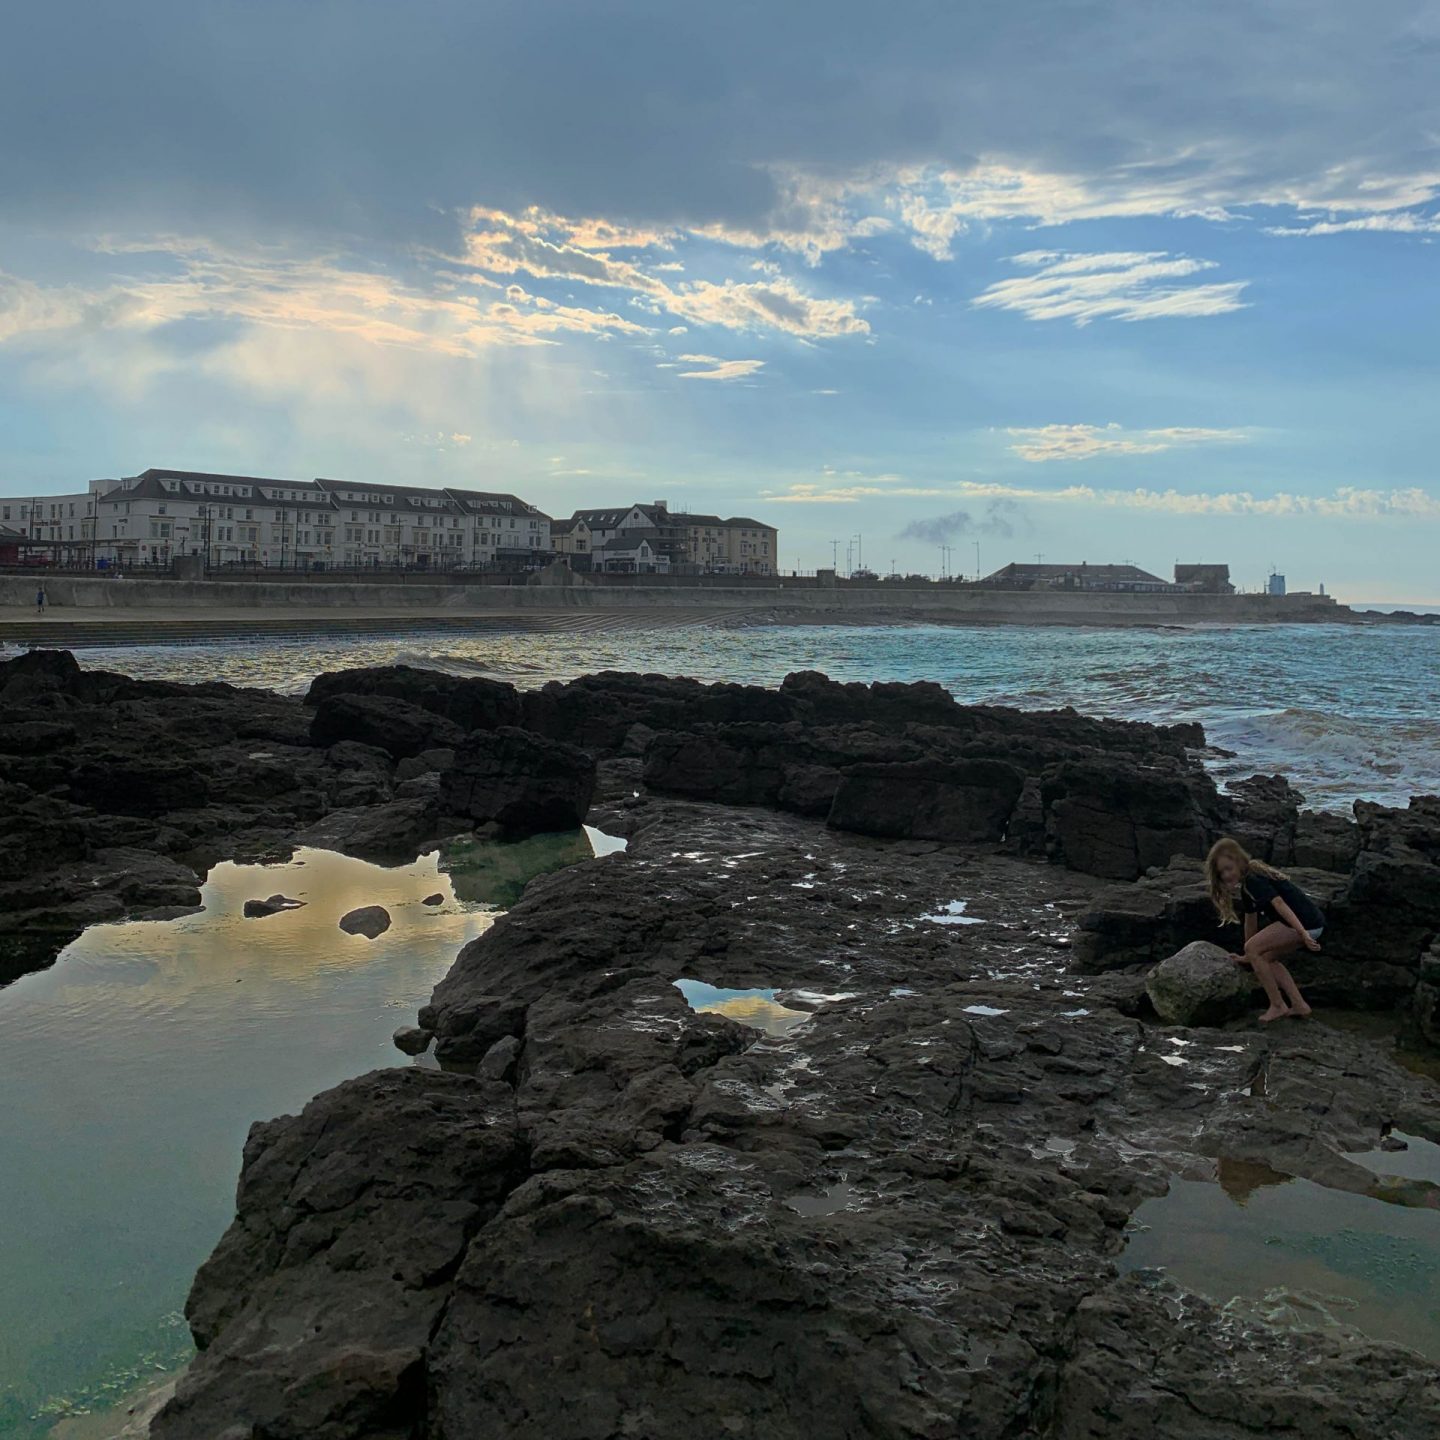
[{"left": 3, "top": 650, "right": 1439, "bottom": 1436}]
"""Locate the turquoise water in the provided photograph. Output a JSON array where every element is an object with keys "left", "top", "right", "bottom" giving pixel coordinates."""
[
  {"left": 0, "top": 835, "right": 604, "bottom": 1437},
  {"left": 1122, "top": 1137, "right": 1440, "bottom": 1359},
  {"left": 75, "top": 621, "right": 1440, "bottom": 807}
]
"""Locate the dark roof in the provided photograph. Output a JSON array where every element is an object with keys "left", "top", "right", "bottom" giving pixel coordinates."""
[
  {"left": 986, "top": 561, "right": 1168, "bottom": 584},
  {"left": 120, "top": 470, "right": 328, "bottom": 510},
  {"left": 317, "top": 477, "right": 459, "bottom": 510},
  {"left": 550, "top": 516, "right": 587, "bottom": 533},
  {"left": 446, "top": 488, "right": 549, "bottom": 520},
  {"left": 721, "top": 516, "right": 773, "bottom": 530},
  {"left": 599, "top": 531, "right": 660, "bottom": 551}
]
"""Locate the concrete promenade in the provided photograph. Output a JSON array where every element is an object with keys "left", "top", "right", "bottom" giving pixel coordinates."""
[{"left": 0, "top": 573, "right": 1353, "bottom": 648}]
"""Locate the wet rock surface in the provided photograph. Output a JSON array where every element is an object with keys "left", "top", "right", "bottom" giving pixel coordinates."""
[
  {"left": 8, "top": 651, "right": 1440, "bottom": 1435},
  {"left": 162, "top": 786, "right": 1440, "bottom": 1438}
]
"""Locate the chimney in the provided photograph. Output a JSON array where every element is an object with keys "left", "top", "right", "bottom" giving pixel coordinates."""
[{"left": 653, "top": 499, "right": 668, "bottom": 514}]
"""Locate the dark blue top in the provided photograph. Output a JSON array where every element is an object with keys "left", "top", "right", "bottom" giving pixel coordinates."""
[{"left": 1242, "top": 871, "right": 1324, "bottom": 931}]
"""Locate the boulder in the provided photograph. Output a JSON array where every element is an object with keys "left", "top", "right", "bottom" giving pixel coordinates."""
[
  {"left": 309, "top": 693, "right": 465, "bottom": 760},
  {"left": 392, "top": 1024, "right": 433, "bottom": 1055},
  {"left": 1146, "top": 941, "right": 1255, "bottom": 1026},
  {"left": 422, "top": 892, "right": 445, "bottom": 906},
  {"left": 243, "top": 894, "right": 305, "bottom": 918},
  {"left": 442, "top": 727, "right": 596, "bottom": 836},
  {"left": 339, "top": 904, "right": 391, "bottom": 939}
]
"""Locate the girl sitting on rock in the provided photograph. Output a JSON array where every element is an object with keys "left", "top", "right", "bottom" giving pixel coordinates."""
[{"left": 1205, "top": 837, "right": 1324, "bottom": 1024}]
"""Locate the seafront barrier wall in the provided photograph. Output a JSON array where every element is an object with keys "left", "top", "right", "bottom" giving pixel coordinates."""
[{"left": 0, "top": 574, "right": 1347, "bottom": 626}]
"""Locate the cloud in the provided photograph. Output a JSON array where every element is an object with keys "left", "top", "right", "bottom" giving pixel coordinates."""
[
  {"left": 673, "top": 354, "right": 765, "bottom": 381},
  {"left": 7, "top": 3, "right": 1438, "bottom": 261},
  {"left": 461, "top": 205, "right": 868, "bottom": 338},
  {"left": 973, "top": 251, "right": 1250, "bottom": 325},
  {"left": 1006, "top": 422, "right": 1249, "bottom": 462},
  {"left": 1264, "top": 212, "right": 1440, "bottom": 237},
  {"left": 898, "top": 499, "right": 1030, "bottom": 544},
  {"left": 944, "top": 480, "right": 1440, "bottom": 519}
]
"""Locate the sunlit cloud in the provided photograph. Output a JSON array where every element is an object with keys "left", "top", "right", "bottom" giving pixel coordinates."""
[
  {"left": 1006, "top": 422, "right": 1250, "bottom": 462},
  {"left": 1264, "top": 212, "right": 1440, "bottom": 237},
  {"left": 973, "top": 250, "right": 1249, "bottom": 325},
  {"left": 673, "top": 354, "right": 765, "bottom": 381},
  {"left": 461, "top": 205, "right": 869, "bottom": 339}
]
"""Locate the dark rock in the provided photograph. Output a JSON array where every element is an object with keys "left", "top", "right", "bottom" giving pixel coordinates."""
[
  {"left": 391, "top": 1024, "right": 433, "bottom": 1055},
  {"left": 394, "top": 746, "right": 456, "bottom": 782},
  {"left": 1223, "top": 773, "right": 1303, "bottom": 862},
  {"left": 442, "top": 727, "right": 596, "bottom": 835},
  {"left": 826, "top": 758, "right": 1025, "bottom": 843},
  {"left": 309, "top": 692, "right": 465, "bottom": 760},
  {"left": 71, "top": 753, "right": 211, "bottom": 817},
  {"left": 422, "top": 892, "right": 445, "bottom": 906},
  {"left": 478, "top": 1033, "right": 522, "bottom": 1082},
  {"left": 295, "top": 797, "right": 439, "bottom": 862},
  {"left": 1041, "top": 758, "right": 1223, "bottom": 879},
  {"left": 339, "top": 904, "right": 391, "bottom": 939},
  {"left": 0, "top": 719, "right": 77, "bottom": 753},
  {"left": 1146, "top": 940, "right": 1255, "bottom": 1025},
  {"left": 160, "top": 800, "right": 1440, "bottom": 1438},
  {"left": 306, "top": 663, "right": 523, "bottom": 732},
  {"left": 1294, "top": 808, "right": 1361, "bottom": 870},
  {"left": 153, "top": 1069, "right": 523, "bottom": 1440},
  {"left": 243, "top": 894, "right": 305, "bottom": 918}
]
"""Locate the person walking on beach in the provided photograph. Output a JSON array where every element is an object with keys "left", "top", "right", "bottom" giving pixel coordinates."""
[
  {"left": 35, "top": 583, "right": 47, "bottom": 615},
  {"left": 1206, "top": 837, "right": 1324, "bottom": 1023}
]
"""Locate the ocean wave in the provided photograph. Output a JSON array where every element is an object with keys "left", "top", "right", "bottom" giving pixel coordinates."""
[{"left": 1206, "top": 707, "right": 1440, "bottom": 810}]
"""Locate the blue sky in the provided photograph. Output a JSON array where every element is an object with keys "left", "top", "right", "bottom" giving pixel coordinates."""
[{"left": 2, "top": 2, "right": 1438, "bottom": 598}]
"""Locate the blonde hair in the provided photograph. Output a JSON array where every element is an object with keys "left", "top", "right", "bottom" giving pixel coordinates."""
[{"left": 1205, "top": 837, "right": 1287, "bottom": 925}]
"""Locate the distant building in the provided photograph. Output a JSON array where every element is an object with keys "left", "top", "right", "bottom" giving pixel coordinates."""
[
  {"left": 1267, "top": 572, "right": 1287, "bottom": 596},
  {"left": 554, "top": 500, "right": 777, "bottom": 575},
  {"left": 1174, "top": 563, "right": 1234, "bottom": 594},
  {"left": 982, "top": 561, "right": 1175, "bottom": 593},
  {"left": 0, "top": 468, "right": 550, "bottom": 569}
]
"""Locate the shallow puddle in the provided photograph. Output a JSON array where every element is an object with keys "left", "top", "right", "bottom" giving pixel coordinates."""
[
  {"left": 787, "top": 1180, "right": 860, "bottom": 1217},
  {"left": 0, "top": 830, "right": 617, "bottom": 1438},
  {"left": 919, "top": 900, "right": 985, "bottom": 926},
  {"left": 672, "top": 980, "right": 812, "bottom": 1038},
  {"left": 1121, "top": 1144, "right": 1440, "bottom": 1359}
]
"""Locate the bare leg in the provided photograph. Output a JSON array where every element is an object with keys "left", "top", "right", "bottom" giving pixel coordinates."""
[
  {"left": 1244, "top": 924, "right": 1305, "bottom": 1023},
  {"left": 1271, "top": 962, "right": 1312, "bottom": 1017}
]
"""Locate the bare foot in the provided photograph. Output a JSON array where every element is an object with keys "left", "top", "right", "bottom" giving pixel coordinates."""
[
  {"left": 1287, "top": 1002, "right": 1313, "bottom": 1019},
  {"left": 1259, "top": 1005, "right": 1292, "bottom": 1023}
]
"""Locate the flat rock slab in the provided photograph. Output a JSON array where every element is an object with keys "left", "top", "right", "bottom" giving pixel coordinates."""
[{"left": 339, "top": 904, "right": 391, "bottom": 939}]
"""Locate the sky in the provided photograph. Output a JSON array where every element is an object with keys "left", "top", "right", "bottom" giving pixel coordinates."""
[{"left": 2, "top": 2, "right": 1438, "bottom": 600}]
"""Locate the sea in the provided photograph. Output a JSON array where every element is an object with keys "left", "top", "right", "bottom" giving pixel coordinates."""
[
  {"left": 3, "top": 616, "right": 1438, "bottom": 1433},
  {"left": 65, "top": 617, "right": 1440, "bottom": 811}
]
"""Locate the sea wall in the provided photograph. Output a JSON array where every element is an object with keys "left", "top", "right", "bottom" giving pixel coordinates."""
[{"left": 0, "top": 574, "right": 1347, "bottom": 625}]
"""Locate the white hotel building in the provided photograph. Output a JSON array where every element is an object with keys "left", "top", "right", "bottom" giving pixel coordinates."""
[{"left": 1, "top": 468, "right": 552, "bottom": 569}]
